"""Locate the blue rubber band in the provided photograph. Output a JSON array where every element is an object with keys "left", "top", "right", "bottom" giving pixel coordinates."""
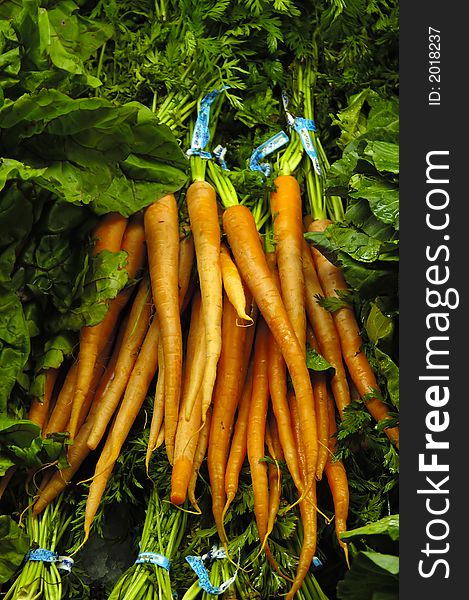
[
  {"left": 26, "top": 549, "right": 74, "bottom": 573},
  {"left": 27, "top": 548, "right": 57, "bottom": 563},
  {"left": 135, "top": 551, "right": 171, "bottom": 571}
]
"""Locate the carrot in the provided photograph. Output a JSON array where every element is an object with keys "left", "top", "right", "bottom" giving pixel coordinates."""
[
  {"left": 220, "top": 243, "right": 253, "bottom": 323},
  {"left": 86, "top": 278, "right": 153, "bottom": 450},
  {"left": 171, "top": 291, "right": 205, "bottom": 505},
  {"left": 183, "top": 294, "right": 206, "bottom": 421},
  {"left": 208, "top": 292, "right": 252, "bottom": 544},
  {"left": 224, "top": 361, "right": 254, "bottom": 512},
  {"left": 264, "top": 251, "right": 303, "bottom": 494},
  {"left": 146, "top": 233, "right": 196, "bottom": 467},
  {"left": 146, "top": 336, "right": 165, "bottom": 472},
  {"left": 270, "top": 175, "right": 306, "bottom": 352},
  {"left": 223, "top": 204, "right": 318, "bottom": 486},
  {"left": 83, "top": 443, "right": 114, "bottom": 543},
  {"left": 287, "top": 391, "right": 318, "bottom": 600},
  {"left": 246, "top": 320, "right": 270, "bottom": 543},
  {"left": 92, "top": 212, "right": 128, "bottom": 256},
  {"left": 186, "top": 180, "right": 223, "bottom": 423},
  {"left": 302, "top": 238, "right": 351, "bottom": 418},
  {"left": 324, "top": 392, "right": 350, "bottom": 564},
  {"left": 95, "top": 315, "right": 160, "bottom": 472},
  {"left": 188, "top": 406, "right": 212, "bottom": 513},
  {"left": 144, "top": 194, "right": 182, "bottom": 465},
  {"left": 42, "top": 365, "right": 77, "bottom": 435},
  {"left": 265, "top": 412, "right": 284, "bottom": 537},
  {"left": 306, "top": 218, "right": 399, "bottom": 448},
  {"left": 306, "top": 326, "right": 330, "bottom": 481},
  {"left": 28, "top": 368, "right": 59, "bottom": 431},
  {"left": 178, "top": 232, "right": 196, "bottom": 312},
  {"left": 68, "top": 212, "right": 145, "bottom": 438}
]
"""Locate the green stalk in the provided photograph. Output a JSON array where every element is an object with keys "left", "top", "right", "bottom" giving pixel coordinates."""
[{"left": 95, "top": 42, "right": 106, "bottom": 93}]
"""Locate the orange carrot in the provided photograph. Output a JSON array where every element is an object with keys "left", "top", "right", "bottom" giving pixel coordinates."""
[
  {"left": 223, "top": 204, "right": 318, "bottom": 486},
  {"left": 178, "top": 233, "right": 196, "bottom": 312},
  {"left": 287, "top": 390, "right": 318, "bottom": 600},
  {"left": 86, "top": 278, "right": 152, "bottom": 450},
  {"left": 68, "top": 212, "right": 145, "bottom": 438},
  {"left": 247, "top": 319, "right": 270, "bottom": 543},
  {"left": 208, "top": 292, "right": 252, "bottom": 544},
  {"left": 306, "top": 326, "right": 330, "bottom": 481},
  {"left": 264, "top": 252, "right": 303, "bottom": 496},
  {"left": 146, "top": 336, "right": 165, "bottom": 472},
  {"left": 28, "top": 368, "right": 59, "bottom": 431},
  {"left": 94, "top": 316, "right": 160, "bottom": 471},
  {"left": 146, "top": 233, "right": 196, "bottom": 467},
  {"left": 265, "top": 412, "right": 284, "bottom": 537},
  {"left": 302, "top": 238, "right": 351, "bottom": 417},
  {"left": 171, "top": 291, "right": 205, "bottom": 505},
  {"left": 224, "top": 361, "right": 254, "bottom": 511},
  {"left": 270, "top": 175, "right": 306, "bottom": 352},
  {"left": 186, "top": 180, "right": 222, "bottom": 423},
  {"left": 220, "top": 243, "right": 253, "bottom": 323},
  {"left": 144, "top": 195, "right": 182, "bottom": 464},
  {"left": 306, "top": 219, "right": 399, "bottom": 448},
  {"left": 188, "top": 406, "right": 212, "bottom": 513},
  {"left": 324, "top": 391, "right": 350, "bottom": 563}
]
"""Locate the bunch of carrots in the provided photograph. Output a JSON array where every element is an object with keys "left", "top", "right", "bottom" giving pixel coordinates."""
[{"left": 23, "top": 126, "right": 399, "bottom": 597}]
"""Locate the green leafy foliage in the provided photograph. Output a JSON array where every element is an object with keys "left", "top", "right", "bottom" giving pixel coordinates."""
[
  {"left": 0, "top": 417, "right": 69, "bottom": 475},
  {"left": 0, "top": 515, "right": 30, "bottom": 584}
]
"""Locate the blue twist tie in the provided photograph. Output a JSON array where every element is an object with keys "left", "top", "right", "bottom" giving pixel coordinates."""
[
  {"left": 281, "top": 90, "right": 322, "bottom": 176},
  {"left": 135, "top": 551, "right": 171, "bottom": 571},
  {"left": 213, "top": 144, "right": 229, "bottom": 170},
  {"left": 185, "top": 546, "right": 237, "bottom": 595},
  {"left": 187, "top": 87, "right": 229, "bottom": 160},
  {"left": 311, "top": 555, "right": 323, "bottom": 571},
  {"left": 249, "top": 131, "right": 290, "bottom": 177}
]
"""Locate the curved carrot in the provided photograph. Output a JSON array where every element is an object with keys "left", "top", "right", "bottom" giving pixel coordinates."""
[
  {"left": 87, "top": 278, "right": 153, "bottom": 450},
  {"left": 306, "top": 219, "right": 399, "bottom": 448},
  {"left": 324, "top": 392, "right": 350, "bottom": 564},
  {"left": 144, "top": 194, "right": 182, "bottom": 464},
  {"left": 265, "top": 412, "right": 284, "bottom": 537},
  {"left": 287, "top": 390, "right": 318, "bottom": 600},
  {"left": 208, "top": 292, "right": 251, "bottom": 544},
  {"left": 265, "top": 251, "right": 304, "bottom": 496},
  {"left": 220, "top": 243, "right": 253, "bottom": 323},
  {"left": 224, "top": 361, "right": 254, "bottom": 511},
  {"left": 223, "top": 204, "right": 318, "bottom": 486},
  {"left": 188, "top": 406, "right": 212, "bottom": 513},
  {"left": 171, "top": 291, "right": 205, "bottom": 505},
  {"left": 270, "top": 175, "right": 306, "bottom": 351},
  {"left": 247, "top": 318, "right": 282, "bottom": 573},
  {"left": 186, "top": 180, "right": 223, "bottom": 423},
  {"left": 302, "top": 238, "right": 351, "bottom": 417}
]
